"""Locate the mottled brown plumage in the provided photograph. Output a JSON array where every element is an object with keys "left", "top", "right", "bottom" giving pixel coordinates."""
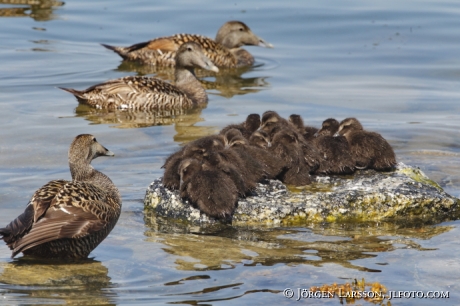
[
  {"left": 259, "top": 111, "right": 291, "bottom": 137},
  {"left": 0, "top": 134, "right": 121, "bottom": 259},
  {"left": 102, "top": 21, "right": 273, "bottom": 68},
  {"left": 60, "top": 42, "right": 218, "bottom": 110},
  {"left": 335, "top": 118, "right": 397, "bottom": 171},
  {"left": 313, "top": 118, "right": 355, "bottom": 174},
  {"left": 179, "top": 159, "right": 237, "bottom": 220}
]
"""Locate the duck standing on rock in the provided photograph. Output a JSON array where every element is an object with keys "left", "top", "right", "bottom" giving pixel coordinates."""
[
  {"left": 179, "top": 158, "right": 237, "bottom": 220},
  {"left": 335, "top": 117, "right": 397, "bottom": 171},
  {"left": 60, "top": 42, "right": 218, "bottom": 110},
  {"left": 0, "top": 134, "right": 121, "bottom": 259},
  {"left": 313, "top": 118, "right": 355, "bottom": 174},
  {"left": 101, "top": 21, "right": 273, "bottom": 68}
]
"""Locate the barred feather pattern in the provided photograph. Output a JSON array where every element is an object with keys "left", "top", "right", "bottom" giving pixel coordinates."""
[
  {"left": 63, "top": 76, "right": 194, "bottom": 111},
  {"left": 108, "top": 34, "right": 240, "bottom": 68}
]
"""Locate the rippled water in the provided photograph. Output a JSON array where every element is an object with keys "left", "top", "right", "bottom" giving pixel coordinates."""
[{"left": 1, "top": 0, "right": 460, "bottom": 305}]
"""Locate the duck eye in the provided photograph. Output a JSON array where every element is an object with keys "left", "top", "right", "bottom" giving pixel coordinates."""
[
  {"left": 93, "top": 138, "right": 97, "bottom": 142},
  {"left": 187, "top": 47, "right": 192, "bottom": 51},
  {"left": 239, "top": 27, "right": 244, "bottom": 31}
]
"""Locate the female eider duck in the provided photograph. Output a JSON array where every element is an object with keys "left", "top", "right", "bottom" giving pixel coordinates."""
[
  {"left": 0, "top": 134, "right": 121, "bottom": 259},
  {"left": 335, "top": 118, "right": 397, "bottom": 171},
  {"left": 101, "top": 21, "right": 273, "bottom": 68},
  {"left": 60, "top": 42, "right": 219, "bottom": 110}
]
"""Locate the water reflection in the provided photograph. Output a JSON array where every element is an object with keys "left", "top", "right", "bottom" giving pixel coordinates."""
[
  {"left": 0, "top": 0, "right": 64, "bottom": 21},
  {"left": 0, "top": 257, "right": 115, "bottom": 305},
  {"left": 116, "top": 60, "right": 270, "bottom": 98},
  {"left": 144, "top": 214, "right": 452, "bottom": 272},
  {"left": 73, "top": 103, "right": 205, "bottom": 130}
]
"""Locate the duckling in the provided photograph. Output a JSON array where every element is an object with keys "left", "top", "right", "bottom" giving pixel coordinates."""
[
  {"left": 102, "top": 21, "right": 273, "bottom": 68},
  {"left": 219, "top": 113, "right": 260, "bottom": 139},
  {"left": 225, "top": 129, "right": 284, "bottom": 180},
  {"left": 179, "top": 158, "right": 237, "bottom": 220},
  {"left": 249, "top": 130, "right": 272, "bottom": 149},
  {"left": 162, "top": 135, "right": 225, "bottom": 190},
  {"left": 288, "top": 114, "right": 319, "bottom": 142},
  {"left": 313, "top": 118, "right": 355, "bottom": 174},
  {"left": 60, "top": 42, "right": 219, "bottom": 110},
  {"left": 0, "top": 134, "right": 121, "bottom": 259},
  {"left": 260, "top": 111, "right": 323, "bottom": 173},
  {"left": 224, "top": 129, "right": 267, "bottom": 184},
  {"left": 269, "top": 128, "right": 312, "bottom": 186},
  {"left": 335, "top": 118, "right": 397, "bottom": 171}
]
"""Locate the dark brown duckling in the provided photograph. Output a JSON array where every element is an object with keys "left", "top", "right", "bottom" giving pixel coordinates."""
[
  {"left": 313, "top": 118, "right": 355, "bottom": 174},
  {"left": 60, "top": 42, "right": 219, "bottom": 110},
  {"left": 162, "top": 135, "right": 225, "bottom": 190},
  {"left": 179, "top": 158, "right": 237, "bottom": 220},
  {"left": 0, "top": 134, "right": 121, "bottom": 259},
  {"left": 102, "top": 21, "right": 273, "bottom": 68},
  {"left": 335, "top": 118, "right": 397, "bottom": 171},
  {"left": 249, "top": 130, "right": 272, "bottom": 149},
  {"left": 259, "top": 110, "right": 291, "bottom": 137},
  {"left": 224, "top": 129, "right": 267, "bottom": 184},
  {"left": 288, "top": 114, "right": 319, "bottom": 142},
  {"left": 269, "top": 128, "right": 312, "bottom": 186},
  {"left": 225, "top": 129, "right": 284, "bottom": 180},
  {"left": 219, "top": 113, "right": 260, "bottom": 139}
]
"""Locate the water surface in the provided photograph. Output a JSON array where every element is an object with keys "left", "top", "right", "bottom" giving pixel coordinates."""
[{"left": 1, "top": 0, "right": 460, "bottom": 304}]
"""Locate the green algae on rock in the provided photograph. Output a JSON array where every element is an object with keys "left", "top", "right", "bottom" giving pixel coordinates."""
[{"left": 144, "top": 163, "right": 459, "bottom": 225}]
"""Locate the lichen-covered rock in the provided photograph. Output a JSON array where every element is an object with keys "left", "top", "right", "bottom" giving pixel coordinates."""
[{"left": 144, "top": 163, "right": 459, "bottom": 225}]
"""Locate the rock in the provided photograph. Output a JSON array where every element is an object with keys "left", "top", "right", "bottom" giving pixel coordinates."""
[{"left": 144, "top": 163, "right": 459, "bottom": 225}]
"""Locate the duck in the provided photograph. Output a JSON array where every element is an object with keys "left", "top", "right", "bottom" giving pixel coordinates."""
[
  {"left": 313, "top": 118, "right": 355, "bottom": 174},
  {"left": 162, "top": 135, "right": 225, "bottom": 190},
  {"left": 0, "top": 134, "right": 121, "bottom": 259},
  {"left": 60, "top": 42, "right": 219, "bottom": 110},
  {"left": 220, "top": 113, "right": 261, "bottom": 139},
  {"left": 269, "top": 127, "right": 312, "bottom": 186},
  {"left": 101, "top": 21, "right": 273, "bottom": 68},
  {"left": 335, "top": 118, "right": 397, "bottom": 171},
  {"left": 288, "top": 114, "right": 318, "bottom": 142},
  {"left": 179, "top": 158, "right": 237, "bottom": 220}
]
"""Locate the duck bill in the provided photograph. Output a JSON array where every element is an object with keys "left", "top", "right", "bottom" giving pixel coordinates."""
[
  {"left": 257, "top": 37, "right": 273, "bottom": 48},
  {"left": 199, "top": 54, "right": 219, "bottom": 73}
]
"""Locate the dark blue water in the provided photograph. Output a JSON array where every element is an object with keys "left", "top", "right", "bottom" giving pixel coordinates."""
[{"left": 0, "top": 0, "right": 460, "bottom": 304}]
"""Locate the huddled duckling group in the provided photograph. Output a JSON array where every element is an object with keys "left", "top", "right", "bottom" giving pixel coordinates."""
[{"left": 163, "top": 111, "right": 397, "bottom": 220}]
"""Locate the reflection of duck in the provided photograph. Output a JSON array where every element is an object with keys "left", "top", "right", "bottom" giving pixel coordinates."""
[
  {"left": 102, "top": 21, "right": 272, "bottom": 68},
  {"left": 74, "top": 103, "right": 203, "bottom": 129},
  {"left": 0, "top": 258, "right": 112, "bottom": 304},
  {"left": 0, "top": 135, "right": 121, "bottom": 259},
  {"left": 335, "top": 118, "right": 397, "bottom": 171},
  {"left": 60, "top": 42, "right": 219, "bottom": 110},
  {"left": 115, "top": 61, "right": 270, "bottom": 99},
  {"left": 0, "top": 0, "right": 64, "bottom": 21}
]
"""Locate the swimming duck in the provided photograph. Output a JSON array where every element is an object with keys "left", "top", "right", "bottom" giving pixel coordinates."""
[
  {"left": 179, "top": 158, "right": 237, "bottom": 220},
  {"left": 335, "top": 118, "right": 397, "bottom": 171},
  {"left": 60, "top": 42, "right": 219, "bottom": 110},
  {"left": 102, "top": 21, "right": 273, "bottom": 68},
  {"left": 313, "top": 118, "right": 355, "bottom": 174},
  {"left": 0, "top": 134, "right": 121, "bottom": 259}
]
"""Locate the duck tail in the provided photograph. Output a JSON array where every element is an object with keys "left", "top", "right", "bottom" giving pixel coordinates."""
[{"left": 58, "top": 87, "right": 85, "bottom": 98}]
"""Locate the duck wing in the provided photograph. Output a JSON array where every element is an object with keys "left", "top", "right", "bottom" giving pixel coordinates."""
[{"left": 11, "top": 181, "right": 117, "bottom": 257}]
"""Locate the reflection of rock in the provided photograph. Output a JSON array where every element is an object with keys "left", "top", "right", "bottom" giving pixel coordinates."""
[
  {"left": 115, "top": 61, "right": 269, "bottom": 98},
  {"left": 73, "top": 103, "right": 204, "bottom": 129},
  {"left": 0, "top": 0, "right": 64, "bottom": 21},
  {"left": 0, "top": 258, "right": 113, "bottom": 305},
  {"left": 144, "top": 214, "right": 452, "bottom": 271},
  {"left": 144, "top": 163, "right": 459, "bottom": 225}
]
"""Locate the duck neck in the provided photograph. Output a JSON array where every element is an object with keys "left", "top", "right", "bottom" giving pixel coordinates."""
[
  {"left": 69, "top": 161, "right": 121, "bottom": 202},
  {"left": 174, "top": 66, "right": 207, "bottom": 106}
]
